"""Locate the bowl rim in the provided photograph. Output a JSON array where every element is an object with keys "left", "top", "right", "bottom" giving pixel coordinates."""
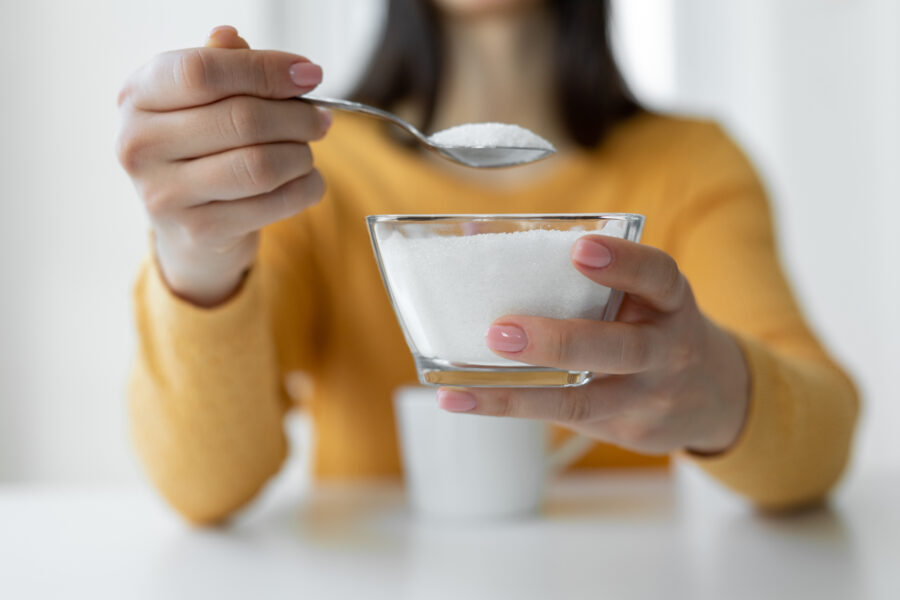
[{"left": 366, "top": 213, "right": 645, "bottom": 223}]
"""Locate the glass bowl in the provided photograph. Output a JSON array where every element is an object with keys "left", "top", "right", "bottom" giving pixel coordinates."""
[{"left": 367, "top": 214, "right": 645, "bottom": 387}]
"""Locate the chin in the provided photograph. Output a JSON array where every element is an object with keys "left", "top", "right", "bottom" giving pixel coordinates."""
[{"left": 433, "top": 0, "right": 540, "bottom": 18}]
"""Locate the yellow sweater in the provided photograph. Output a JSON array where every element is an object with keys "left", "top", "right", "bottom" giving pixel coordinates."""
[{"left": 129, "top": 112, "right": 858, "bottom": 523}]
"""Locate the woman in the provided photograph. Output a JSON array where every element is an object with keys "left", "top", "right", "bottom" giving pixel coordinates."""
[{"left": 117, "top": 0, "right": 858, "bottom": 524}]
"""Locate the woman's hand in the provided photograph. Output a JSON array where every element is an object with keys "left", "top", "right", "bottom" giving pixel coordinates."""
[
  {"left": 116, "top": 26, "right": 330, "bottom": 306},
  {"left": 437, "top": 235, "right": 751, "bottom": 455}
]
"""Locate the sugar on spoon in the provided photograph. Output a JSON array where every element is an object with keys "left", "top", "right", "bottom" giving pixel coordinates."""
[{"left": 299, "top": 95, "right": 556, "bottom": 168}]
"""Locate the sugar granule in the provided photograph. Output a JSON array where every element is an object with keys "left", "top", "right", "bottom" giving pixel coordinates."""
[
  {"left": 428, "top": 122, "right": 555, "bottom": 151},
  {"left": 379, "top": 228, "right": 611, "bottom": 365}
]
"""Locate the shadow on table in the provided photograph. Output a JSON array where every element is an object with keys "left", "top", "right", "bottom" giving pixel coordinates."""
[
  {"left": 542, "top": 472, "right": 676, "bottom": 520},
  {"left": 289, "top": 483, "right": 410, "bottom": 551},
  {"left": 701, "top": 505, "right": 862, "bottom": 600},
  {"left": 147, "top": 485, "right": 414, "bottom": 599}
]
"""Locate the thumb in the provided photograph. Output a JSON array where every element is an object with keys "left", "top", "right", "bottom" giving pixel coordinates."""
[{"left": 205, "top": 25, "right": 251, "bottom": 49}]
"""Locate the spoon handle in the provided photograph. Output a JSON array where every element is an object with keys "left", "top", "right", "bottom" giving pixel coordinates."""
[{"left": 297, "top": 95, "right": 429, "bottom": 144}]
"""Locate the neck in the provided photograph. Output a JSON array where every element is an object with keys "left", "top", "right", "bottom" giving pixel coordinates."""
[{"left": 431, "top": 7, "right": 565, "bottom": 147}]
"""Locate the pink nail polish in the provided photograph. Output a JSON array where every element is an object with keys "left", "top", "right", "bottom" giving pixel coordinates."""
[
  {"left": 437, "top": 390, "right": 477, "bottom": 412},
  {"left": 573, "top": 238, "right": 613, "bottom": 268},
  {"left": 486, "top": 325, "right": 528, "bottom": 353},
  {"left": 289, "top": 62, "right": 323, "bottom": 88}
]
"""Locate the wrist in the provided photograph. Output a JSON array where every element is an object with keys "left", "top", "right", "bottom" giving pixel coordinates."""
[
  {"left": 153, "top": 229, "right": 258, "bottom": 307},
  {"left": 688, "top": 322, "right": 751, "bottom": 454}
]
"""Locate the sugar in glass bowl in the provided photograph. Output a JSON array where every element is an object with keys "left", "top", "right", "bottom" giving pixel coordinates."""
[{"left": 367, "top": 214, "right": 646, "bottom": 387}]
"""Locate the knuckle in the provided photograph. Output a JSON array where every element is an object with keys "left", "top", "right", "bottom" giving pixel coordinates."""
[
  {"left": 491, "top": 390, "right": 516, "bottom": 418},
  {"left": 223, "top": 96, "right": 264, "bottom": 142},
  {"left": 549, "top": 323, "right": 570, "bottom": 366},
  {"left": 556, "top": 391, "right": 591, "bottom": 423},
  {"left": 173, "top": 49, "right": 212, "bottom": 92},
  {"left": 622, "top": 331, "right": 652, "bottom": 370},
  {"left": 625, "top": 250, "right": 650, "bottom": 291},
  {"left": 668, "top": 335, "right": 695, "bottom": 370},
  {"left": 142, "top": 184, "right": 180, "bottom": 218},
  {"left": 658, "top": 256, "right": 685, "bottom": 306},
  {"left": 300, "top": 169, "right": 326, "bottom": 207},
  {"left": 275, "top": 182, "right": 293, "bottom": 216},
  {"left": 233, "top": 146, "right": 278, "bottom": 191},
  {"left": 272, "top": 179, "right": 306, "bottom": 219},
  {"left": 295, "top": 143, "right": 314, "bottom": 174},
  {"left": 116, "top": 81, "right": 133, "bottom": 108},
  {"left": 301, "top": 105, "right": 328, "bottom": 140},
  {"left": 252, "top": 52, "right": 279, "bottom": 97},
  {"left": 275, "top": 180, "right": 305, "bottom": 217},
  {"left": 114, "top": 124, "right": 149, "bottom": 173},
  {"left": 117, "top": 60, "right": 151, "bottom": 108}
]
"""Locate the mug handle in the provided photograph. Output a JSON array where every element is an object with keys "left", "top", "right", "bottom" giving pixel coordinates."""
[{"left": 546, "top": 433, "right": 595, "bottom": 473}]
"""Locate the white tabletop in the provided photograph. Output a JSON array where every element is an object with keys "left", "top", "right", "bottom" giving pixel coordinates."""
[{"left": 1, "top": 467, "right": 898, "bottom": 600}]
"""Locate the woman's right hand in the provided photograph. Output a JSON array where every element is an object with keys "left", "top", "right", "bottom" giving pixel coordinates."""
[{"left": 116, "top": 26, "right": 330, "bottom": 306}]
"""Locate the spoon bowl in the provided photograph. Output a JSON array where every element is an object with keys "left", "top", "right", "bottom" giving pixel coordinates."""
[
  {"left": 433, "top": 145, "right": 555, "bottom": 168},
  {"left": 299, "top": 95, "right": 555, "bottom": 169}
]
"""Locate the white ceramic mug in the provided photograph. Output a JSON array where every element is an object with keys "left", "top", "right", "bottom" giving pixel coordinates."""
[{"left": 394, "top": 386, "right": 595, "bottom": 520}]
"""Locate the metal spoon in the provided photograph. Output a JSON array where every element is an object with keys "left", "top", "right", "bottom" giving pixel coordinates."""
[{"left": 299, "top": 95, "right": 555, "bottom": 168}]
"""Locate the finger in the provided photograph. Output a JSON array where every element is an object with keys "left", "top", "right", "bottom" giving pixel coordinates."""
[
  {"left": 439, "top": 382, "right": 677, "bottom": 454},
  {"left": 485, "top": 316, "right": 663, "bottom": 374},
  {"left": 180, "top": 170, "right": 325, "bottom": 240},
  {"left": 171, "top": 142, "right": 313, "bottom": 206},
  {"left": 121, "top": 47, "right": 322, "bottom": 112},
  {"left": 205, "top": 25, "right": 251, "bottom": 50},
  {"left": 436, "top": 382, "right": 629, "bottom": 424},
  {"left": 570, "top": 235, "right": 688, "bottom": 313},
  {"left": 142, "top": 96, "right": 329, "bottom": 160}
]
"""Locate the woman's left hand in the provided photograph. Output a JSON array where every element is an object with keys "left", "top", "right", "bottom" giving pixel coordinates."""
[{"left": 437, "top": 235, "right": 751, "bottom": 455}]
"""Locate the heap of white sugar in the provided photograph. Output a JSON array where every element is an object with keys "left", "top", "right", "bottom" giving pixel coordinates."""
[
  {"left": 428, "top": 122, "right": 556, "bottom": 151},
  {"left": 379, "top": 228, "right": 614, "bottom": 366}
]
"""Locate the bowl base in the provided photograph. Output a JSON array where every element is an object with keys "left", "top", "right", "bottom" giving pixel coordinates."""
[{"left": 416, "top": 358, "right": 592, "bottom": 388}]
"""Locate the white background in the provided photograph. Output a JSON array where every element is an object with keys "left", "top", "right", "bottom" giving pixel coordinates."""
[{"left": 0, "top": 0, "right": 896, "bottom": 483}]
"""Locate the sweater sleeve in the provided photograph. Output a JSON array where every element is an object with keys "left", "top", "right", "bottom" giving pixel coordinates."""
[
  {"left": 128, "top": 215, "right": 323, "bottom": 524},
  {"left": 668, "top": 123, "right": 859, "bottom": 510}
]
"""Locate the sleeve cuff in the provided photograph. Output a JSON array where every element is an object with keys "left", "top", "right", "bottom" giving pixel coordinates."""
[{"left": 136, "top": 252, "right": 267, "bottom": 350}]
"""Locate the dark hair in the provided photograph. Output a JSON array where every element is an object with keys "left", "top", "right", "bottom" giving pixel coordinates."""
[{"left": 351, "top": 0, "right": 641, "bottom": 149}]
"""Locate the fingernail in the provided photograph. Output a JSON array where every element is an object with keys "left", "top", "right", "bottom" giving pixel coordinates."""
[
  {"left": 437, "top": 389, "right": 477, "bottom": 412},
  {"left": 290, "top": 62, "right": 323, "bottom": 88},
  {"left": 573, "top": 238, "right": 613, "bottom": 268},
  {"left": 318, "top": 108, "right": 333, "bottom": 132},
  {"left": 485, "top": 325, "right": 528, "bottom": 353},
  {"left": 209, "top": 25, "right": 238, "bottom": 37}
]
